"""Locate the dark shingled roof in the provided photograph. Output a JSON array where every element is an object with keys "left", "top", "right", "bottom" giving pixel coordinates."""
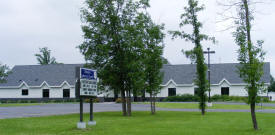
[
  {"left": 0, "top": 63, "right": 270, "bottom": 87},
  {"left": 0, "top": 64, "right": 84, "bottom": 87},
  {"left": 161, "top": 63, "right": 270, "bottom": 85}
]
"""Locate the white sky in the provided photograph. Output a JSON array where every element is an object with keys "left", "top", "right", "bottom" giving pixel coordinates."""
[{"left": 0, "top": 0, "right": 274, "bottom": 76}]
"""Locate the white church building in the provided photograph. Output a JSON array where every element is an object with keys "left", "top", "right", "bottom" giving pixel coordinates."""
[{"left": 0, "top": 63, "right": 271, "bottom": 101}]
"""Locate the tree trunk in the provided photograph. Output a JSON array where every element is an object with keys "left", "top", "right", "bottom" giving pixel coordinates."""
[
  {"left": 201, "top": 104, "right": 205, "bottom": 115},
  {"left": 250, "top": 102, "right": 258, "bottom": 130},
  {"left": 153, "top": 95, "right": 156, "bottom": 114},
  {"left": 243, "top": 0, "right": 259, "bottom": 130},
  {"left": 121, "top": 90, "right": 127, "bottom": 116},
  {"left": 114, "top": 90, "right": 118, "bottom": 101},
  {"left": 150, "top": 93, "right": 153, "bottom": 114},
  {"left": 201, "top": 95, "right": 205, "bottom": 115},
  {"left": 126, "top": 90, "right": 132, "bottom": 116}
]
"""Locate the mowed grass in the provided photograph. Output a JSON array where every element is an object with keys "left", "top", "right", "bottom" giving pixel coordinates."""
[
  {"left": 1, "top": 111, "right": 275, "bottom": 135},
  {"left": 0, "top": 103, "right": 45, "bottom": 107},
  {"left": 137, "top": 102, "right": 275, "bottom": 110}
]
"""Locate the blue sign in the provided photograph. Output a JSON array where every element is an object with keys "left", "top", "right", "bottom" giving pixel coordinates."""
[{"left": 80, "top": 68, "right": 97, "bottom": 80}]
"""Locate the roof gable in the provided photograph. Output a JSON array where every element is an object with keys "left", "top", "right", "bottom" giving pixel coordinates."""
[
  {"left": 161, "top": 63, "right": 270, "bottom": 85},
  {"left": 0, "top": 64, "right": 84, "bottom": 87},
  {"left": 0, "top": 63, "right": 270, "bottom": 87}
]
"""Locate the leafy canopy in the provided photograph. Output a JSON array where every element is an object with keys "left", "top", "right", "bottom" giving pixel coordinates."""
[
  {"left": 169, "top": 0, "right": 215, "bottom": 114},
  {"left": 0, "top": 64, "right": 11, "bottom": 83},
  {"left": 233, "top": 2, "right": 265, "bottom": 104},
  {"left": 35, "top": 47, "right": 59, "bottom": 65}
]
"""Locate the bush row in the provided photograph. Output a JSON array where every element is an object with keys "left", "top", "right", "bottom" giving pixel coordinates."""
[
  {"left": 0, "top": 98, "right": 103, "bottom": 104},
  {"left": 0, "top": 99, "right": 79, "bottom": 104},
  {"left": 163, "top": 94, "right": 270, "bottom": 102}
]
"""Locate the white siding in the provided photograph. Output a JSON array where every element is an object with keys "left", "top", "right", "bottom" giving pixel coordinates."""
[
  {"left": 158, "top": 82, "right": 194, "bottom": 97},
  {"left": 0, "top": 83, "right": 75, "bottom": 98},
  {"left": 0, "top": 80, "right": 269, "bottom": 98},
  {"left": 157, "top": 80, "right": 269, "bottom": 97}
]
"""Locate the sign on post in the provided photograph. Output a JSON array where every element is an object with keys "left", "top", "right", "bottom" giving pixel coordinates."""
[
  {"left": 76, "top": 68, "right": 98, "bottom": 98},
  {"left": 80, "top": 68, "right": 97, "bottom": 97},
  {"left": 75, "top": 67, "right": 98, "bottom": 129}
]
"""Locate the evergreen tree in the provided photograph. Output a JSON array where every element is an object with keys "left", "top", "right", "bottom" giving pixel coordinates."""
[{"left": 169, "top": 0, "right": 215, "bottom": 115}]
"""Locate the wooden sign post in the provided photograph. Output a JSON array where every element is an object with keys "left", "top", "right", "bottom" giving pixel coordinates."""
[{"left": 75, "top": 67, "right": 97, "bottom": 129}]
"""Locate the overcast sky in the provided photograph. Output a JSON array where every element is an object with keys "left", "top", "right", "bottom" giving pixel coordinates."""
[{"left": 0, "top": 0, "right": 274, "bottom": 76}]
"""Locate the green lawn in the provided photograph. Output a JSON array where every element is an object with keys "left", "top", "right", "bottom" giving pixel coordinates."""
[
  {"left": 0, "top": 103, "right": 46, "bottom": 107},
  {"left": 137, "top": 102, "right": 275, "bottom": 110},
  {"left": 1, "top": 111, "right": 275, "bottom": 135}
]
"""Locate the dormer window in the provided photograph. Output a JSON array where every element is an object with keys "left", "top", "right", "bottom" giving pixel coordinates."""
[{"left": 22, "top": 89, "right": 28, "bottom": 96}]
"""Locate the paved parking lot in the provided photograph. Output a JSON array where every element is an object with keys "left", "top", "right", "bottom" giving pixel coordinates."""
[
  {"left": 1, "top": 102, "right": 275, "bottom": 119},
  {"left": 0, "top": 103, "right": 150, "bottom": 119}
]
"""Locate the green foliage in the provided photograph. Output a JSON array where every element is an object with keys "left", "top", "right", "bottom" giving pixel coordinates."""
[
  {"left": 268, "top": 75, "right": 275, "bottom": 92},
  {"left": 79, "top": 0, "right": 164, "bottom": 115},
  {"left": 233, "top": 1, "right": 265, "bottom": 105},
  {"left": 169, "top": 0, "right": 215, "bottom": 114},
  {"left": 211, "top": 95, "right": 246, "bottom": 102},
  {"left": 161, "top": 57, "right": 169, "bottom": 64},
  {"left": 164, "top": 94, "right": 199, "bottom": 102},
  {"left": 0, "top": 63, "right": 11, "bottom": 83},
  {"left": 163, "top": 94, "right": 270, "bottom": 103},
  {"left": 35, "top": 47, "right": 59, "bottom": 65},
  {"left": 143, "top": 16, "right": 165, "bottom": 98}
]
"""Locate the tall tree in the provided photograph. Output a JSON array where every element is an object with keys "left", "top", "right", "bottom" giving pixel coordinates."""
[
  {"left": 169, "top": 0, "right": 215, "bottom": 115},
  {"left": 233, "top": 0, "right": 266, "bottom": 130},
  {"left": 142, "top": 15, "right": 165, "bottom": 115},
  {"left": 79, "top": 0, "right": 153, "bottom": 116},
  {"left": 0, "top": 63, "right": 11, "bottom": 83},
  {"left": 35, "top": 47, "right": 58, "bottom": 65}
]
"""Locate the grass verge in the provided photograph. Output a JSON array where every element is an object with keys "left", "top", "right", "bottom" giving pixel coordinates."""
[
  {"left": 1, "top": 111, "right": 275, "bottom": 135},
  {"left": 135, "top": 102, "right": 275, "bottom": 110},
  {"left": 0, "top": 103, "right": 46, "bottom": 107}
]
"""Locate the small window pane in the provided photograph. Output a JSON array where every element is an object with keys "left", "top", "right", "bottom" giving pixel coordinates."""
[
  {"left": 221, "top": 87, "right": 229, "bottom": 96},
  {"left": 43, "top": 89, "right": 49, "bottom": 98},
  {"left": 22, "top": 89, "right": 28, "bottom": 96},
  {"left": 63, "top": 89, "right": 70, "bottom": 98},
  {"left": 168, "top": 88, "right": 176, "bottom": 96}
]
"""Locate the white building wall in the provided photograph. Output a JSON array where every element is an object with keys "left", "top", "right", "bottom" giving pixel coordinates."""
[
  {"left": 158, "top": 82, "right": 194, "bottom": 97},
  {"left": 0, "top": 80, "right": 269, "bottom": 98},
  {"left": 0, "top": 83, "right": 75, "bottom": 98},
  {"left": 157, "top": 80, "right": 269, "bottom": 97}
]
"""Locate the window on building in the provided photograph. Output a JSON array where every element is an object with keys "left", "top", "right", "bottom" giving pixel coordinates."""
[
  {"left": 22, "top": 89, "right": 28, "bottom": 96},
  {"left": 43, "top": 89, "right": 49, "bottom": 98},
  {"left": 63, "top": 89, "right": 70, "bottom": 98},
  {"left": 194, "top": 88, "right": 199, "bottom": 96},
  {"left": 221, "top": 87, "right": 229, "bottom": 96},
  {"left": 168, "top": 88, "right": 176, "bottom": 97}
]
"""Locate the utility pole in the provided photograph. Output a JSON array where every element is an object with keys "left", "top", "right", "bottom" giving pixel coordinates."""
[{"left": 203, "top": 48, "right": 215, "bottom": 106}]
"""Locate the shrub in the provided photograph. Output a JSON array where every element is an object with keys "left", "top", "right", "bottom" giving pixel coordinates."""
[
  {"left": 115, "top": 98, "right": 122, "bottom": 103},
  {"left": 93, "top": 98, "right": 100, "bottom": 103},
  {"left": 30, "top": 100, "right": 38, "bottom": 103},
  {"left": 84, "top": 98, "right": 90, "bottom": 103},
  {"left": 6, "top": 100, "right": 17, "bottom": 103},
  {"left": 1, "top": 100, "right": 7, "bottom": 103},
  {"left": 20, "top": 100, "right": 29, "bottom": 103},
  {"left": 164, "top": 94, "right": 199, "bottom": 102},
  {"left": 163, "top": 94, "right": 268, "bottom": 102}
]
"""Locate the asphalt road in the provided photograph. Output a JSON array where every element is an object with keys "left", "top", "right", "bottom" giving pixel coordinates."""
[{"left": 1, "top": 102, "right": 275, "bottom": 119}]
